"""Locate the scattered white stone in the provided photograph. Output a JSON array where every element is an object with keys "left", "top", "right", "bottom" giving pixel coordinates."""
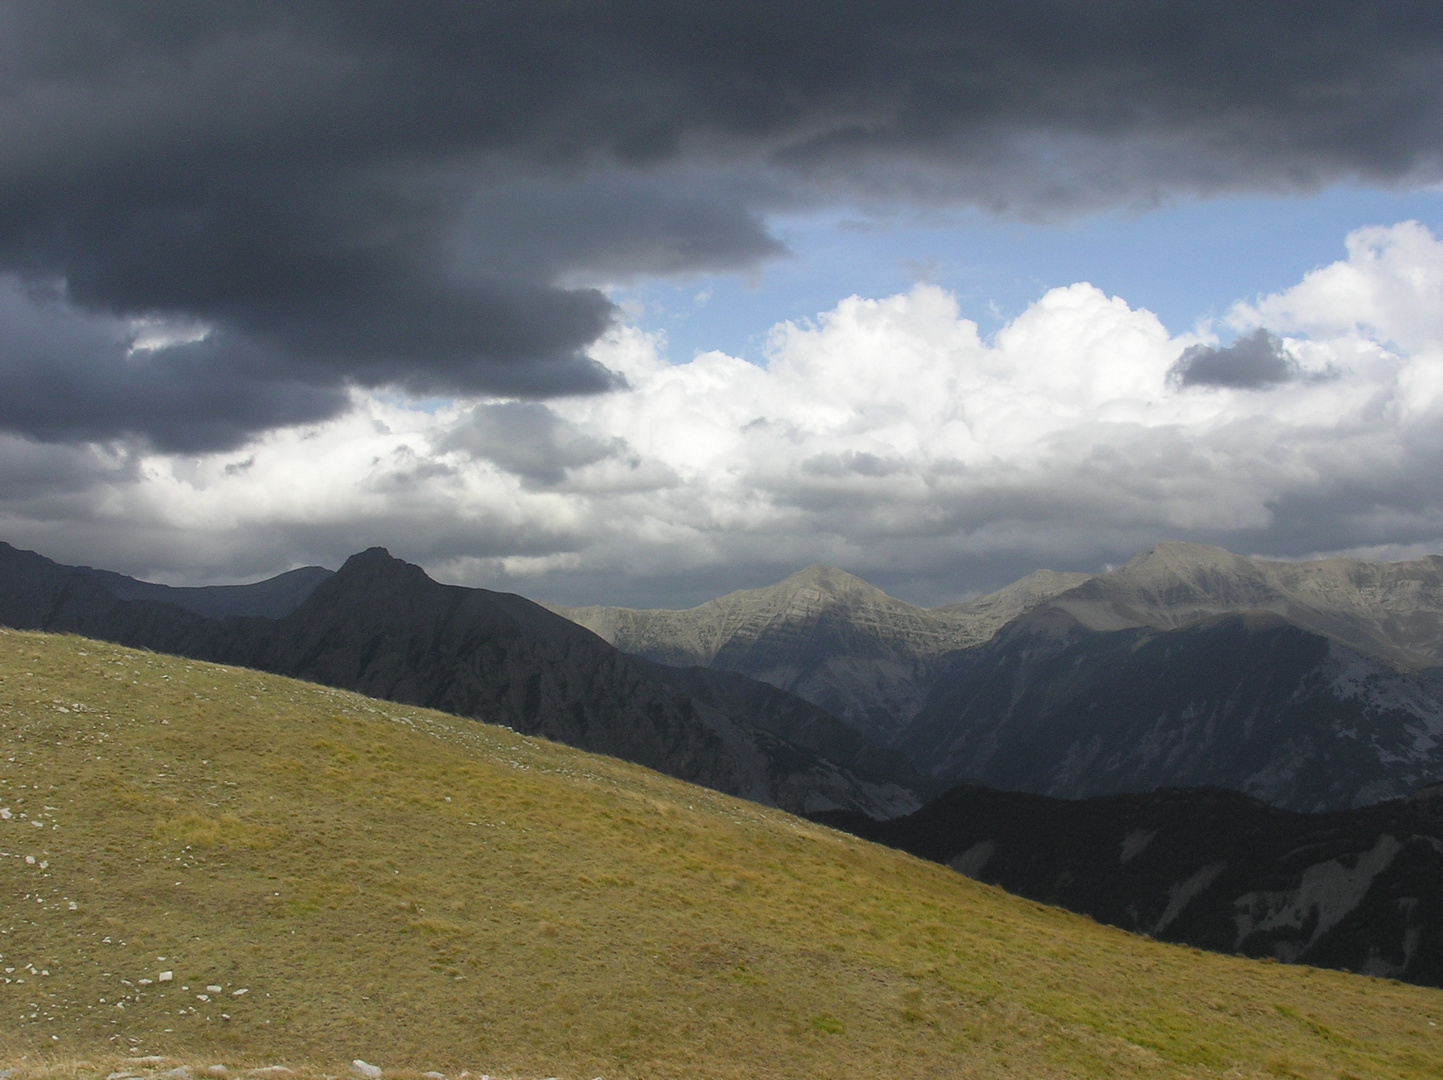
[
  {"left": 422, "top": 1073, "right": 446, "bottom": 1079},
  {"left": 24, "top": 855, "right": 34, "bottom": 865},
  {"left": 206, "top": 984, "right": 222, "bottom": 993},
  {"left": 231, "top": 988, "right": 248, "bottom": 996},
  {"left": 158, "top": 970, "right": 173, "bottom": 982},
  {"left": 206, "top": 1066, "right": 227, "bottom": 1076},
  {"left": 139, "top": 978, "right": 152, "bottom": 985},
  {"left": 0, "top": 808, "right": 10, "bottom": 819},
  {"left": 351, "top": 1061, "right": 382, "bottom": 1080},
  {"left": 197, "top": 994, "right": 210, "bottom": 1002},
  {"left": 68, "top": 900, "right": 79, "bottom": 910}
]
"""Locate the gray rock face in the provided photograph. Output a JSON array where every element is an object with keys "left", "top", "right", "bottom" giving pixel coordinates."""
[{"left": 552, "top": 564, "right": 1090, "bottom": 740}]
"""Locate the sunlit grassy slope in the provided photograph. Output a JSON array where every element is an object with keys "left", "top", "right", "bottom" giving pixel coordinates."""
[{"left": 1, "top": 629, "right": 1441, "bottom": 1080}]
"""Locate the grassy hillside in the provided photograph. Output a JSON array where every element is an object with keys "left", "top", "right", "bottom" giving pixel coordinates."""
[{"left": 0, "top": 630, "right": 1441, "bottom": 1079}]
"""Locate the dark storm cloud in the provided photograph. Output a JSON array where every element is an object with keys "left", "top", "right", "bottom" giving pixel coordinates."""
[
  {"left": 1171, "top": 329, "right": 1301, "bottom": 389},
  {"left": 2, "top": 1, "right": 1442, "bottom": 449}
]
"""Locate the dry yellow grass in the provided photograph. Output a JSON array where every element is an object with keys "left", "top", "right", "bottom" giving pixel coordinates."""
[{"left": 0, "top": 627, "right": 1440, "bottom": 1079}]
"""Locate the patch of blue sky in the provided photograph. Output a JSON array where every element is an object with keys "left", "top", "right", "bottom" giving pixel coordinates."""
[
  {"left": 612, "top": 185, "right": 1443, "bottom": 366},
  {"left": 373, "top": 391, "right": 454, "bottom": 414}
]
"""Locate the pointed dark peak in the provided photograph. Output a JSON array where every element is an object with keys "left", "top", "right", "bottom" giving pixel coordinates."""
[
  {"left": 344, "top": 546, "right": 397, "bottom": 565},
  {"left": 329, "top": 547, "right": 437, "bottom": 593}
]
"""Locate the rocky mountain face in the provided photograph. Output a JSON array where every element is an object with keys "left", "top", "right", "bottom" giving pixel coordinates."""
[
  {"left": 553, "top": 564, "right": 1090, "bottom": 740},
  {"left": 0, "top": 542, "right": 918, "bottom": 819},
  {"left": 559, "top": 543, "right": 1443, "bottom": 811},
  {"left": 818, "top": 783, "right": 1443, "bottom": 989},
  {"left": 897, "top": 608, "right": 1443, "bottom": 811},
  {"left": 1048, "top": 542, "right": 1443, "bottom": 669}
]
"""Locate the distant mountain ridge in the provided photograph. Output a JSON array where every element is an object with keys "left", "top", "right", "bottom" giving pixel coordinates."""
[
  {"left": 12, "top": 538, "right": 1443, "bottom": 815},
  {"left": 1049, "top": 542, "right": 1443, "bottom": 670},
  {"left": 0, "top": 541, "right": 918, "bottom": 819},
  {"left": 552, "top": 564, "right": 1091, "bottom": 738},
  {"left": 552, "top": 542, "right": 1443, "bottom": 811}
]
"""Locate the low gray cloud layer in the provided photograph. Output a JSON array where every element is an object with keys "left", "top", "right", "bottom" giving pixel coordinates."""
[{"left": 2, "top": 2, "right": 1443, "bottom": 449}]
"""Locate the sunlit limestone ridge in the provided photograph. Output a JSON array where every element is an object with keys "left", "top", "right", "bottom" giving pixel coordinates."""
[
  {"left": 1051, "top": 541, "right": 1443, "bottom": 669},
  {"left": 553, "top": 564, "right": 1090, "bottom": 739},
  {"left": 2, "top": 628, "right": 1443, "bottom": 1079}
]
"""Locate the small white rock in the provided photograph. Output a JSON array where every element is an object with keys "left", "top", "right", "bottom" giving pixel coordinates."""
[
  {"left": 231, "top": 987, "right": 248, "bottom": 996},
  {"left": 206, "top": 984, "right": 222, "bottom": 992},
  {"left": 158, "top": 970, "right": 173, "bottom": 982},
  {"left": 351, "top": 1061, "right": 382, "bottom": 1080},
  {"left": 206, "top": 1066, "right": 227, "bottom": 1076},
  {"left": 422, "top": 1073, "right": 446, "bottom": 1079}
]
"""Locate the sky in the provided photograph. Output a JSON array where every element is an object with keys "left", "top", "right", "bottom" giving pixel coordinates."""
[{"left": 4, "top": 2, "right": 1443, "bottom": 607}]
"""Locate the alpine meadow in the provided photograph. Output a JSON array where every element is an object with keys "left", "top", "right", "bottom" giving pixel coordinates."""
[{"left": 2, "top": 629, "right": 1443, "bottom": 1080}]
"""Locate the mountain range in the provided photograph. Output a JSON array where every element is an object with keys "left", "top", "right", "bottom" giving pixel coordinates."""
[
  {"left": 10, "top": 537, "right": 1443, "bottom": 988},
  {"left": 0, "top": 541, "right": 918, "bottom": 819},
  {"left": 559, "top": 543, "right": 1443, "bottom": 811},
  {"left": 8, "top": 539, "right": 1443, "bottom": 815},
  {"left": 554, "top": 563, "right": 1091, "bottom": 741}
]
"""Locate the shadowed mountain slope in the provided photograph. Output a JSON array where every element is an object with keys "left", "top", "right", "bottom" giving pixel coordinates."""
[
  {"left": 79, "top": 562, "right": 334, "bottom": 619},
  {"left": 633, "top": 659, "right": 935, "bottom": 796},
  {"left": 818, "top": 783, "right": 1443, "bottom": 989},
  {"left": 0, "top": 542, "right": 917, "bottom": 819},
  {"left": 896, "top": 608, "right": 1443, "bottom": 811},
  {"left": 554, "top": 564, "right": 1090, "bottom": 739}
]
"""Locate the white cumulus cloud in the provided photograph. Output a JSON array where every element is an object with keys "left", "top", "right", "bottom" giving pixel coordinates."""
[{"left": 6, "top": 222, "right": 1443, "bottom": 605}]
